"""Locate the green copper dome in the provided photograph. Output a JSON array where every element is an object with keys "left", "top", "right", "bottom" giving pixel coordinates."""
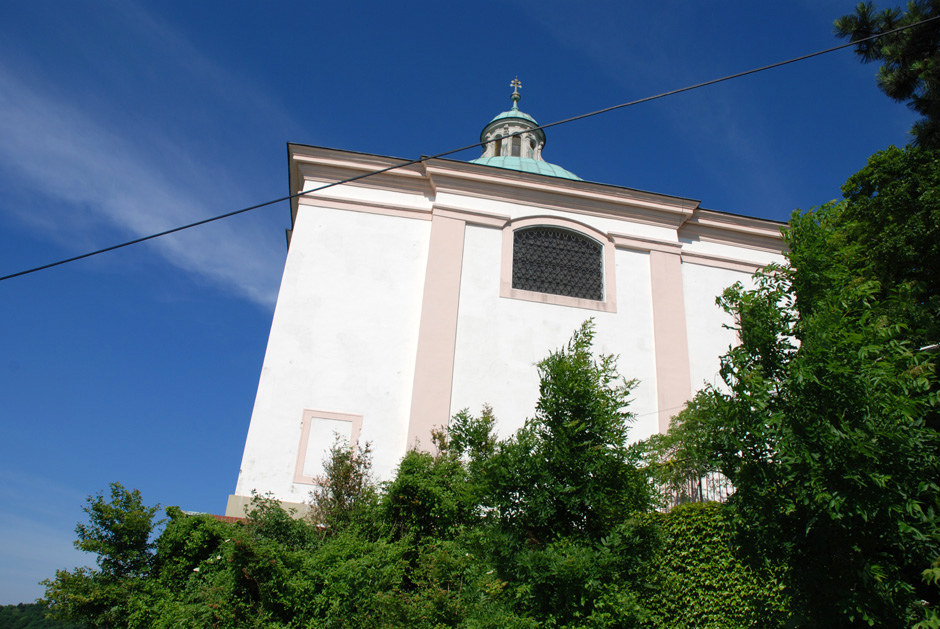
[
  {"left": 483, "top": 106, "right": 537, "bottom": 132},
  {"left": 469, "top": 78, "right": 581, "bottom": 181},
  {"left": 470, "top": 155, "right": 581, "bottom": 180}
]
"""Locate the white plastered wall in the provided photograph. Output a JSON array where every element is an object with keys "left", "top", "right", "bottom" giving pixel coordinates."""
[
  {"left": 233, "top": 204, "right": 431, "bottom": 504},
  {"left": 231, "top": 151, "right": 788, "bottom": 515},
  {"left": 680, "top": 256, "right": 783, "bottom": 396},
  {"left": 449, "top": 223, "right": 661, "bottom": 445}
]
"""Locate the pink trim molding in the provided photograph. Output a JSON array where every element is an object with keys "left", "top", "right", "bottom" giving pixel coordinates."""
[
  {"left": 678, "top": 209, "right": 786, "bottom": 254},
  {"left": 608, "top": 231, "right": 682, "bottom": 254},
  {"left": 296, "top": 194, "right": 432, "bottom": 222},
  {"left": 680, "top": 250, "right": 766, "bottom": 274},
  {"left": 293, "top": 409, "right": 364, "bottom": 485},
  {"left": 407, "top": 214, "right": 467, "bottom": 450},
  {"left": 431, "top": 204, "right": 510, "bottom": 228},
  {"left": 649, "top": 250, "right": 693, "bottom": 433}
]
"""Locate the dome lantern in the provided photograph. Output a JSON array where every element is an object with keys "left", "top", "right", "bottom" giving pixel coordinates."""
[{"left": 470, "top": 78, "right": 581, "bottom": 180}]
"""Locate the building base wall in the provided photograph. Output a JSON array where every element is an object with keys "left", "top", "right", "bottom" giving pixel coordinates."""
[{"left": 225, "top": 494, "right": 311, "bottom": 519}]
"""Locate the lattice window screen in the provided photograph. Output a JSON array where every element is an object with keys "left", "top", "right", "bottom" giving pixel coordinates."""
[{"left": 512, "top": 227, "right": 604, "bottom": 301}]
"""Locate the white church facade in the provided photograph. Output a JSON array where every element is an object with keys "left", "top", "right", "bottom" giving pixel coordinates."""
[{"left": 226, "top": 85, "right": 785, "bottom": 516}]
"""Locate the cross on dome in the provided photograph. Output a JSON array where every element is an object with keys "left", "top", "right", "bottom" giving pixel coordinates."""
[{"left": 468, "top": 79, "right": 581, "bottom": 180}]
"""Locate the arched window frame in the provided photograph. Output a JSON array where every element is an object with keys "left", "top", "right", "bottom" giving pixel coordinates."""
[{"left": 500, "top": 216, "right": 618, "bottom": 313}]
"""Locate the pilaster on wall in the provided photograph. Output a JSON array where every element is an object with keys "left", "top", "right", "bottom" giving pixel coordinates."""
[
  {"left": 649, "top": 250, "right": 693, "bottom": 433},
  {"left": 407, "top": 213, "right": 466, "bottom": 450}
]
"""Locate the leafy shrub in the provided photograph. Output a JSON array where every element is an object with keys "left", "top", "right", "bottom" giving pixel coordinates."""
[{"left": 637, "top": 502, "right": 791, "bottom": 628}]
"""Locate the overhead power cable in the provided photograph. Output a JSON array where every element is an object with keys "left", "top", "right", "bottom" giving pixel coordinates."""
[{"left": 2, "top": 14, "right": 937, "bottom": 284}]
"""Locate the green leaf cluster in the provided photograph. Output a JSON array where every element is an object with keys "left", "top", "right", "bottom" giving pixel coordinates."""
[{"left": 638, "top": 502, "right": 791, "bottom": 628}]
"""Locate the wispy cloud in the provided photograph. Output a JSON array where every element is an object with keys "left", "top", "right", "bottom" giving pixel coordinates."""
[{"left": 0, "top": 2, "right": 296, "bottom": 307}]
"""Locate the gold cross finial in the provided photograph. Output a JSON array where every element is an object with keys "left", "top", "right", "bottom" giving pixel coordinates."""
[{"left": 510, "top": 77, "right": 522, "bottom": 107}]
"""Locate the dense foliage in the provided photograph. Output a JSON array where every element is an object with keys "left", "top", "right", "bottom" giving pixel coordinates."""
[
  {"left": 41, "top": 323, "right": 795, "bottom": 628},
  {"left": 835, "top": 144, "right": 940, "bottom": 346},
  {"left": 653, "top": 145, "right": 940, "bottom": 627},
  {"left": 836, "top": 0, "right": 940, "bottom": 148},
  {"left": 0, "top": 603, "right": 83, "bottom": 628},
  {"left": 637, "top": 503, "right": 790, "bottom": 628}
]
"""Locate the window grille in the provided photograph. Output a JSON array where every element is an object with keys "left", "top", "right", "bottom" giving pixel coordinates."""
[{"left": 512, "top": 227, "right": 604, "bottom": 301}]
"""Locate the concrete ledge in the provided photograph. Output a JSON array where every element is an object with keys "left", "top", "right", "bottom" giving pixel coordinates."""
[{"left": 225, "top": 494, "right": 311, "bottom": 519}]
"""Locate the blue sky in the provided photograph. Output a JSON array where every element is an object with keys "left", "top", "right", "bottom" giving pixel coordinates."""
[{"left": 0, "top": 0, "right": 917, "bottom": 604}]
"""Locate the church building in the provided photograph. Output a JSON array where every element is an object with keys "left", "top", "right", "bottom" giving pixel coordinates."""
[{"left": 226, "top": 82, "right": 785, "bottom": 517}]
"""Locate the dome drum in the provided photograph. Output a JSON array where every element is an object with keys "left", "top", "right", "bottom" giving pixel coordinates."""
[{"left": 470, "top": 80, "right": 581, "bottom": 181}]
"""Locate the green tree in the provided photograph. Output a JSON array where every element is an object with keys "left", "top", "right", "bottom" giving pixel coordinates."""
[
  {"left": 0, "top": 602, "right": 85, "bottom": 628},
  {"left": 73, "top": 484, "right": 160, "bottom": 579},
  {"left": 835, "top": 1, "right": 940, "bottom": 148},
  {"left": 461, "top": 321, "right": 658, "bottom": 626},
  {"left": 41, "top": 483, "right": 161, "bottom": 628},
  {"left": 661, "top": 147, "right": 940, "bottom": 626},
  {"left": 381, "top": 449, "right": 474, "bottom": 543},
  {"left": 483, "top": 320, "right": 654, "bottom": 547},
  {"left": 307, "top": 437, "right": 379, "bottom": 534},
  {"left": 834, "top": 144, "right": 940, "bottom": 347}
]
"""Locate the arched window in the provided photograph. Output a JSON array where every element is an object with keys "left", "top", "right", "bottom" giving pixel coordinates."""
[
  {"left": 493, "top": 136, "right": 502, "bottom": 157},
  {"left": 511, "top": 136, "right": 521, "bottom": 157},
  {"left": 512, "top": 227, "right": 603, "bottom": 300}
]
